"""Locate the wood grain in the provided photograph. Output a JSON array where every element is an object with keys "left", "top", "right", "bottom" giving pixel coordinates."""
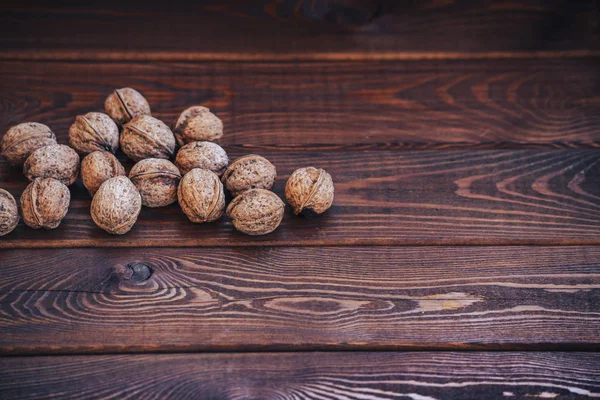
[
  {"left": 1, "top": 59, "right": 599, "bottom": 149},
  {"left": 1, "top": 352, "right": 599, "bottom": 399},
  {"left": 1, "top": 246, "right": 599, "bottom": 354}
]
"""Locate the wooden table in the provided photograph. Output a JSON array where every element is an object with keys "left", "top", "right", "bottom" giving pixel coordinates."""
[{"left": 1, "top": 1, "right": 599, "bottom": 398}]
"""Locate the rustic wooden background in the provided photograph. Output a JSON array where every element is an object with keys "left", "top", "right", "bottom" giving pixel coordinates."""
[{"left": 1, "top": 0, "right": 599, "bottom": 398}]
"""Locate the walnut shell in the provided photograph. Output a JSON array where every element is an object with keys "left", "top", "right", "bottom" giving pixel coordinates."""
[
  {"left": 129, "top": 158, "right": 181, "bottom": 208},
  {"left": 91, "top": 176, "right": 142, "bottom": 235},
  {"left": 285, "top": 167, "right": 334, "bottom": 216},
  {"left": 69, "top": 112, "right": 119, "bottom": 154},
  {"left": 175, "top": 141, "right": 228, "bottom": 176},
  {"left": 23, "top": 144, "right": 80, "bottom": 186},
  {"left": 221, "top": 154, "right": 277, "bottom": 197},
  {"left": 20, "top": 178, "right": 70, "bottom": 230},
  {"left": 226, "top": 189, "right": 284, "bottom": 235},
  {"left": 81, "top": 151, "right": 126, "bottom": 196},
  {"left": 174, "top": 106, "right": 223, "bottom": 146},
  {"left": 0, "top": 189, "right": 19, "bottom": 236},
  {"left": 1, "top": 122, "right": 57, "bottom": 166},
  {"left": 104, "top": 87, "right": 151, "bottom": 125},
  {"left": 120, "top": 115, "right": 176, "bottom": 162},
  {"left": 177, "top": 169, "right": 225, "bottom": 223}
]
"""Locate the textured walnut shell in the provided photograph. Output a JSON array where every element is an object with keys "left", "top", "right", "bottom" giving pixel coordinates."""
[
  {"left": 104, "top": 87, "right": 151, "bottom": 125},
  {"left": 285, "top": 167, "right": 334, "bottom": 216},
  {"left": 129, "top": 158, "right": 181, "bottom": 208},
  {"left": 81, "top": 151, "right": 126, "bottom": 196},
  {"left": 221, "top": 154, "right": 277, "bottom": 197},
  {"left": 120, "top": 115, "right": 176, "bottom": 162},
  {"left": 0, "top": 189, "right": 19, "bottom": 236},
  {"left": 174, "top": 106, "right": 223, "bottom": 146},
  {"left": 69, "top": 112, "right": 119, "bottom": 154},
  {"left": 1, "top": 122, "right": 57, "bottom": 166},
  {"left": 91, "top": 176, "right": 142, "bottom": 235},
  {"left": 23, "top": 144, "right": 80, "bottom": 186},
  {"left": 177, "top": 169, "right": 225, "bottom": 223},
  {"left": 227, "top": 189, "right": 284, "bottom": 235},
  {"left": 20, "top": 178, "right": 70, "bottom": 230},
  {"left": 175, "top": 141, "right": 228, "bottom": 176}
]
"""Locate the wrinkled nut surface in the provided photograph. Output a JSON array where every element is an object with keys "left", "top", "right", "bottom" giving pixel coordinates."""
[
  {"left": 129, "top": 158, "right": 181, "bottom": 208},
  {"left": 174, "top": 106, "right": 223, "bottom": 146},
  {"left": 91, "top": 176, "right": 142, "bottom": 235},
  {"left": 178, "top": 168, "right": 225, "bottom": 223},
  {"left": 81, "top": 151, "right": 126, "bottom": 196},
  {"left": 0, "top": 189, "right": 19, "bottom": 236},
  {"left": 104, "top": 87, "right": 151, "bottom": 125},
  {"left": 20, "top": 178, "right": 70, "bottom": 230},
  {"left": 175, "top": 141, "right": 228, "bottom": 176},
  {"left": 24, "top": 144, "right": 80, "bottom": 186},
  {"left": 227, "top": 189, "right": 285, "bottom": 235},
  {"left": 285, "top": 167, "right": 334, "bottom": 216},
  {"left": 69, "top": 112, "right": 119, "bottom": 154},
  {"left": 221, "top": 154, "right": 277, "bottom": 197},
  {"left": 1, "top": 122, "right": 57, "bottom": 166},
  {"left": 120, "top": 115, "right": 176, "bottom": 162}
]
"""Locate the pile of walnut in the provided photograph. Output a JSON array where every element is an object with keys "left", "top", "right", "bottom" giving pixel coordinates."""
[{"left": 0, "top": 88, "right": 334, "bottom": 237}]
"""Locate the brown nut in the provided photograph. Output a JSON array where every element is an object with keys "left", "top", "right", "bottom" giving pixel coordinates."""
[
  {"left": 1, "top": 122, "right": 57, "bottom": 166},
  {"left": 177, "top": 168, "right": 225, "bottom": 223},
  {"left": 104, "top": 87, "right": 151, "bottom": 125},
  {"left": 81, "top": 151, "right": 126, "bottom": 196},
  {"left": 0, "top": 189, "right": 19, "bottom": 236},
  {"left": 23, "top": 144, "right": 80, "bottom": 186},
  {"left": 226, "top": 189, "right": 284, "bottom": 235},
  {"left": 20, "top": 178, "right": 70, "bottom": 230},
  {"left": 221, "top": 154, "right": 276, "bottom": 197},
  {"left": 120, "top": 115, "right": 176, "bottom": 162},
  {"left": 285, "top": 167, "right": 334, "bottom": 217},
  {"left": 69, "top": 112, "right": 119, "bottom": 154},
  {"left": 175, "top": 141, "right": 228, "bottom": 176},
  {"left": 129, "top": 158, "right": 181, "bottom": 208},
  {"left": 91, "top": 176, "right": 142, "bottom": 235},
  {"left": 174, "top": 106, "right": 223, "bottom": 146}
]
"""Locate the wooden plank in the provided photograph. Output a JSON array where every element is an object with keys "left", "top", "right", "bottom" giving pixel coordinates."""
[
  {"left": 0, "top": 1, "right": 598, "bottom": 57},
  {"left": 1, "top": 59, "right": 599, "bottom": 150},
  {"left": 1, "top": 352, "right": 599, "bottom": 399},
  {"left": 1, "top": 150, "right": 600, "bottom": 248},
  {"left": 1, "top": 246, "right": 598, "bottom": 354}
]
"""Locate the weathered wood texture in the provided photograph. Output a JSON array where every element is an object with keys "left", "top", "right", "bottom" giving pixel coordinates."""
[
  {"left": 1, "top": 352, "right": 599, "bottom": 399},
  {"left": 1, "top": 60, "right": 599, "bottom": 149},
  {"left": 2, "top": 150, "right": 599, "bottom": 248},
  {"left": 1, "top": 246, "right": 598, "bottom": 354},
  {"left": 1, "top": 1, "right": 598, "bottom": 57}
]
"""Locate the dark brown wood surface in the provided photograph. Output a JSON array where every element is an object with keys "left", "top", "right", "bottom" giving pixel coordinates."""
[{"left": 1, "top": 246, "right": 598, "bottom": 354}]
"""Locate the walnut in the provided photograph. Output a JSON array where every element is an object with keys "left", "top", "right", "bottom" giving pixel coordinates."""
[
  {"left": 285, "top": 167, "right": 334, "bottom": 217},
  {"left": 226, "top": 189, "right": 284, "bottom": 235},
  {"left": 120, "top": 115, "right": 176, "bottom": 162},
  {"left": 221, "top": 154, "right": 276, "bottom": 197},
  {"left": 174, "top": 106, "right": 223, "bottom": 146},
  {"left": 177, "top": 168, "right": 225, "bottom": 223},
  {"left": 20, "top": 178, "right": 70, "bottom": 229},
  {"left": 81, "top": 151, "right": 126, "bottom": 196},
  {"left": 0, "top": 189, "right": 19, "bottom": 236},
  {"left": 23, "top": 144, "right": 80, "bottom": 186},
  {"left": 129, "top": 158, "right": 181, "bottom": 207},
  {"left": 175, "top": 141, "right": 228, "bottom": 176},
  {"left": 1, "top": 122, "right": 57, "bottom": 166},
  {"left": 104, "top": 87, "right": 151, "bottom": 125},
  {"left": 68, "top": 112, "right": 119, "bottom": 154},
  {"left": 91, "top": 176, "right": 142, "bottom": 235}
]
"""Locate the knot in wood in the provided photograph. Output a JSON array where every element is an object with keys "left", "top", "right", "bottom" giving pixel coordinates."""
[{"left": 116, "top": 262, "right": 152, "bottom": 282}]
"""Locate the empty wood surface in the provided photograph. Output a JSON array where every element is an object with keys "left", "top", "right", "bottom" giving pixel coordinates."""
[
  {"left": 1, "top": 246, "right": 598, "bottom": 354},
  {"left": 1, "top": 59, "right": 599, "bottom": 150},
  {"left": 1, "top": 352, "right": 599, "bottom": 399}
]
